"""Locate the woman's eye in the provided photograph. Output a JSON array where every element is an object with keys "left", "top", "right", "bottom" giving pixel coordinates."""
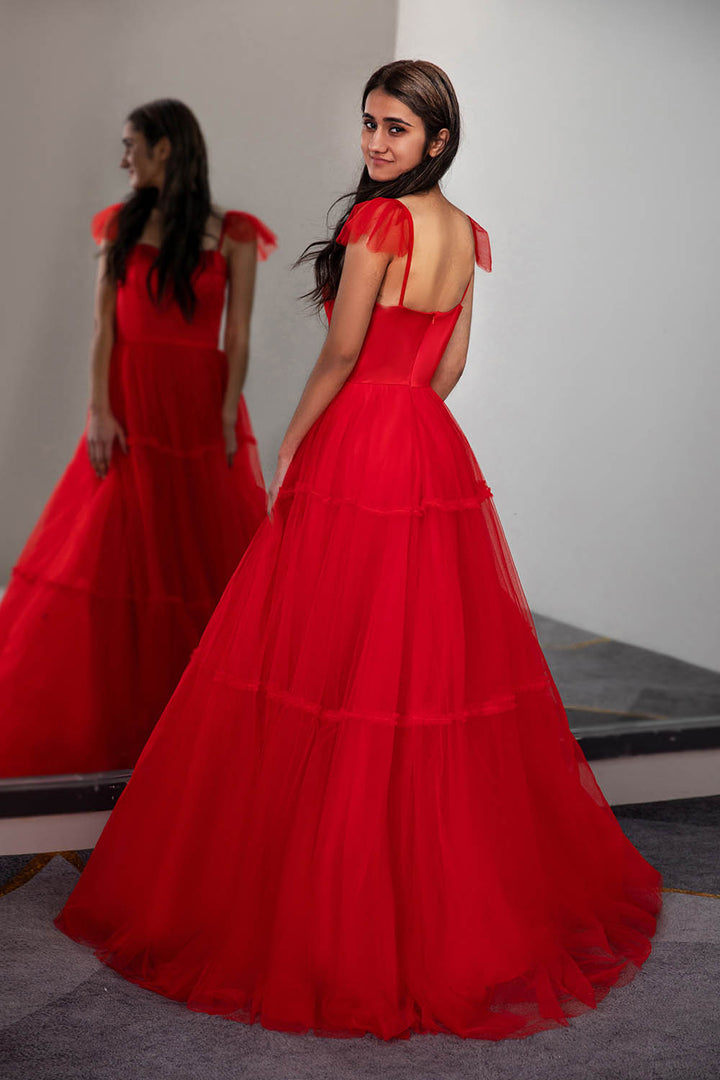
[
  {"left": 389, "top": 126, "right": 406, "bottom": 135},
  {"left": 363, "top": 120, "right": 376, "bottom": 130}
]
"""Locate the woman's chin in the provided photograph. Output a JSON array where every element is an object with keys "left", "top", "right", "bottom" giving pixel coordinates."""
[{"left": 367, "top": 163, "right": 401, "bottom": 183}]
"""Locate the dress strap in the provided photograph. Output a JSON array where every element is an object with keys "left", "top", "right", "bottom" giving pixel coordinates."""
[
  {"left": 455, "top": 216, "right": 492, "bottom": 305},
  {"left": 468, "top": 217, "right": 492, "bottom": 273},
  {"left": 397, "top": 203, "right": 415, "bottom": 308},
  {"left": 91, "top": 203, "right": 123, "bottom": 246},
  {"left": 337, "top": 198, "right": 412, "bottom": 257},
  {"left": 217, "top": 211, "right": 277, "bottom": 260}
]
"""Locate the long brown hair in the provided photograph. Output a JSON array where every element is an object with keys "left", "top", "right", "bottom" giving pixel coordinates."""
[
  {"left": 105, "top": 99, "right": 217, "bottom": 321},
  {"left": 298, "top": 60, "right": 461, "bottom": 311}
]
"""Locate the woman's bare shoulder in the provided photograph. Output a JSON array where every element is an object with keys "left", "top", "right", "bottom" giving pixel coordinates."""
[{"left": 398, "top": 193, "right": 471, "bottom": 228}]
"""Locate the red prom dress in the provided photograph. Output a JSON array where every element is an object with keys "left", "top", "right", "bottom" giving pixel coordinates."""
[
  {"left": 56, "top": 198, "right": 662, "bottom": 1040},
  {"left": 0, "top": 206, "right": 276, "bottom": 777}
]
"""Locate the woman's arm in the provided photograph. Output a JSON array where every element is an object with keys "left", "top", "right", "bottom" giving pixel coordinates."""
[
  {"left": 267, "top": 240, "right": 392, "bottom": 511},
  {"left": 86, "top": 251, "right": 126, "bottom": 478},
  {"left": 222, "top": 237, "right": 258, "bottom": 466},
  {"left": 430, "top": 279, "right": 475, "bottom": 401}
]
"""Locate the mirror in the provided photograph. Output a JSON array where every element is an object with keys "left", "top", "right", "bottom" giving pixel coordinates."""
[{"left": 1, "top": 0, "right": 718, "bottom": 818}]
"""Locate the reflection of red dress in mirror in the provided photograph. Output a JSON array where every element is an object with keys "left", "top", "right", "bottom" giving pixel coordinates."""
[
  {"left": 0, "top": 205, "right": 276, "bottom": 777},
  {"left": 57, "top": 198, "right": 661, "bottom": 1040}
]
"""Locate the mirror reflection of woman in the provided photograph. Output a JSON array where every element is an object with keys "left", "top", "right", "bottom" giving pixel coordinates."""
[
  {"left": 0, "top": 98, "right": 276, "bottom": 778},
  {"left": 58, "top": 65, "right": 661, "bottom": 1039}
]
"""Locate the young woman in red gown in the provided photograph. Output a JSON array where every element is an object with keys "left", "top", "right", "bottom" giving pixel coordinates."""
[
  {"left": 56, "top": 65, "right": 662, "bottom": 1039},
  {"left": 0, "top": 99, "right": 276, "bottom": 777}
]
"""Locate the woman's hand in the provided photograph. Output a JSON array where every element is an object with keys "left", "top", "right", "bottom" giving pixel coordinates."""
[
  {"left": 222, "top": 411, "right": 238, "bottom": 468},
  {"left": 86, "top": 409, "right": 127, "bottom": 479},
  {"left": 267, "top": 452, "right": 293, "bottom": 518}
]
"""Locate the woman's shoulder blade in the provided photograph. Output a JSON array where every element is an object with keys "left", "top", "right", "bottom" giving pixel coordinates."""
[
  {"left": 389, "top": 196, "right": 491, "bottom": 272},
  {"left": 433, "top": 199, "right": 492, "bottom": 273}
]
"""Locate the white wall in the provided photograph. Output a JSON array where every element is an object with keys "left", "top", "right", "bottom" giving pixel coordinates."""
[
  {"left": 0, "top": 0, "right": 394, "bottom": 573},
  {"left": 397, "top": 0, "right": 720, "bottom": 670},
  {"left": 3, "top": 0, "right": 719, "bottom": 673}
]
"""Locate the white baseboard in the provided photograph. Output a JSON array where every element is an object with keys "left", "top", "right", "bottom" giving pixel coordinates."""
[
  {"left": 0, "top": 811, "right": 111, "bottom": 856},
  {"left": 592, "top": 746, "right": 720, "bottom": 806},
  {"left": 0, "top": 750, "right": 718, "bottom": 857}
]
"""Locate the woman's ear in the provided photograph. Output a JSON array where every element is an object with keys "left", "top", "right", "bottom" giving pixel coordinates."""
[
  {"left": 154, "top": 135, "right": 172, "bottom": 163},
  {"left": 428, "top": 128, "right": 450, "bottom": 159}
]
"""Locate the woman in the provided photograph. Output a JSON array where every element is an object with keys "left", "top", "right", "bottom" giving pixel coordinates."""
[
  {"left": 0, "top": 99, "right": 276, "bottom": 777},
  {"left": 56, "top": 65, "right": 661, "bottom": 1039}
]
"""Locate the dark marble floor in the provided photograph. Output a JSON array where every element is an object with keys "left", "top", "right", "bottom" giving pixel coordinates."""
[{"left": 534, "top": 613, "right": 720, "bottom": 738}]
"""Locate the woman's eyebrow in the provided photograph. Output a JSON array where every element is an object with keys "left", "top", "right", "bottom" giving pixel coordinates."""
[{"left": 362, "top": 111, "right": 413, "bottom": 126}]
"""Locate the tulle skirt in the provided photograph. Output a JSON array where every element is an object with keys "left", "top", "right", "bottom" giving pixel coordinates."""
[
  {"left": 0, "top": 340, "right": 266, "bottom": 776},
  {"left": 56, "top": 381, "right": 662, "bottom": 1038}
]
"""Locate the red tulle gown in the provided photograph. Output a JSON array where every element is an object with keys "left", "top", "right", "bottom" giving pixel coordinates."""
[
  {"left": 0, "top": 206, "right": 276, "bottom": 777},
  {"left": 57, "top": 198, "right": 662, "bottom": 1040}
]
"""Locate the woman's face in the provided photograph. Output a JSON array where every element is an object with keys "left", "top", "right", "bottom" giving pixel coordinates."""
[
  {"left": 361, "top": 89, "right": 447, "bottom": 182},
  {"left": 120, "top": 122, "right": 168, "bottom": 190}
]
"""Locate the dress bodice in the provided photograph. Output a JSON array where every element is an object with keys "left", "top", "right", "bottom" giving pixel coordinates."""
[
  {"left": 114, "top": 246, "right": 228, "bottom": 348},
  {"left": 324, "top": 197, "right": 491, "bottom": 387},
  {"left": 91, "top": 205, "right": 276, "bottom": 349},
  {"left": 331, "top": 303, "right": 465, "bottom": 387}
]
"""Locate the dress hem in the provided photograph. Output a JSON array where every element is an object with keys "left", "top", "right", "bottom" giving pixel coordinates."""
[{"left": 54, "top": 889, "right": 662, "bottom": 1043}]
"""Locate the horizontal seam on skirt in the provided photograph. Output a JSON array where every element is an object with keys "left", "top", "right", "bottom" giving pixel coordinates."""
[
  {"left": 114, "top": 338, "right": 223, "bottom": 351},
  {"left": 10, "top": 567, "right": 217, "bottom": 611},
  {"left": 209, "top": 672, "right": 551, "bottom": 724},
  {"left": 276, "top": 482, "right": 493, "bottom": 515},
  {"left": 123, "top": 435, "right": 257, "bottom": 458}
]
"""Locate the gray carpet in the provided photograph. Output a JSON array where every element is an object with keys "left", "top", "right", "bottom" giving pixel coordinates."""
[{"left": 1, "top": 807, "right": 719, "bottom": 1080}]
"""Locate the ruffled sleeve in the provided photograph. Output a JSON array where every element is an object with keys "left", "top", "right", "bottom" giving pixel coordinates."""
[
  {"left": 469, "top": 217, "right": 492, "bottom": 272},
  {"left": 336, "top": 197, "right": 412, "bottom": 258},
  {"left": 222, "top": 211, "right": 277, "bottom": 261},
  {"left": 91, "top": 203, "right": 122, "bottom": 246}
]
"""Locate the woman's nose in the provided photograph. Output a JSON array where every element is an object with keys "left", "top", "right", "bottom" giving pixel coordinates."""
[{"left": 368, "top": 129, "right": 387, "bottom": 152}]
